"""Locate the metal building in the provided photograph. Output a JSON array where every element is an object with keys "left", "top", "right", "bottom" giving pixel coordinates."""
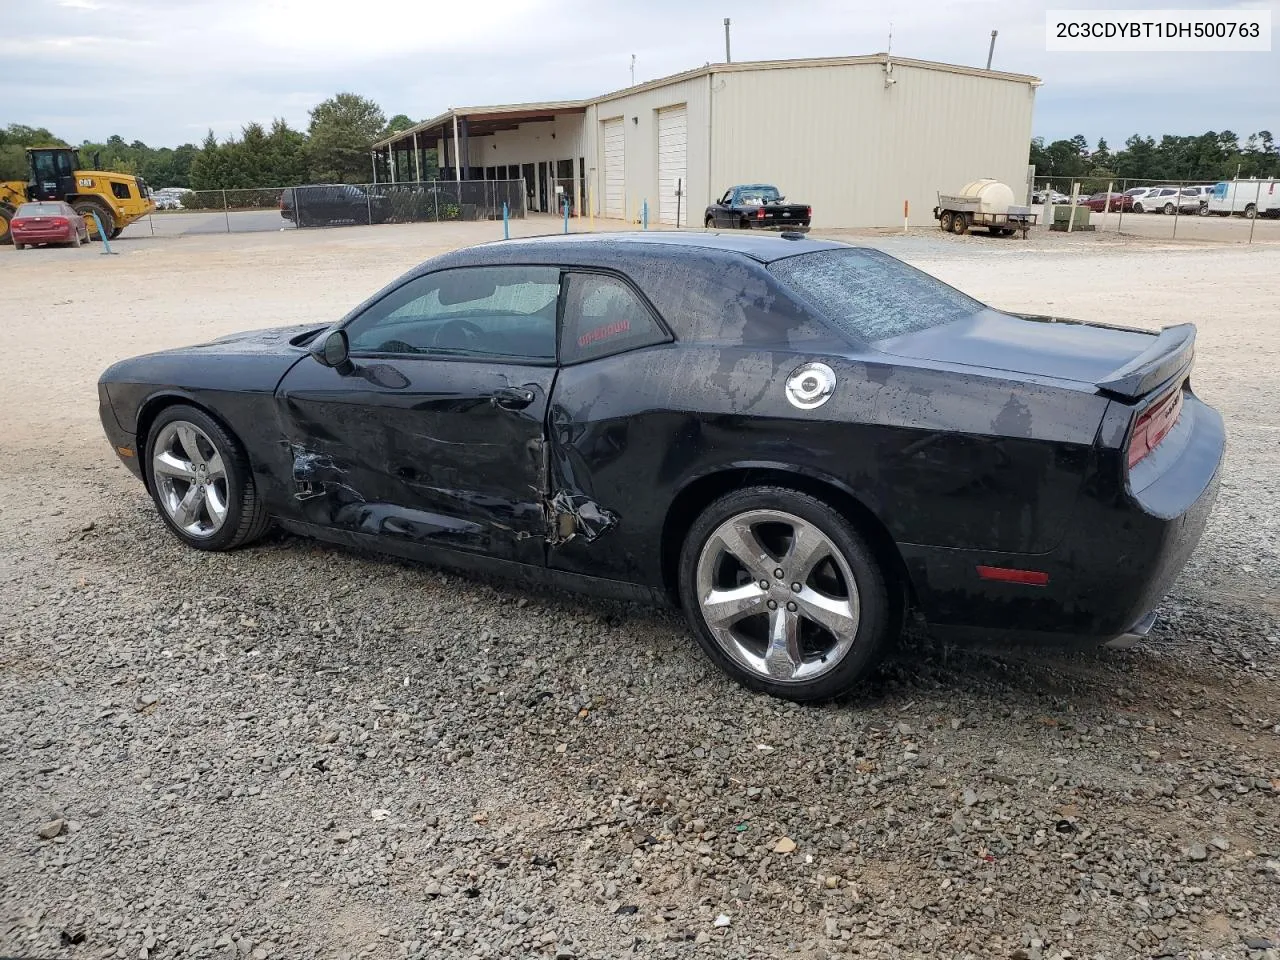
[{"left": 374, "top": 55, "right": 1039, "bottom": 229}]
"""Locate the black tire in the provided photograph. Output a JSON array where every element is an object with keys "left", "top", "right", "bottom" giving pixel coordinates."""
[
  {"left": 704, "top": 215, "right": 714, "bottom": 228},
  {"left": 1197, "top": 202, "right": 1209, "bottom": 217},
  {"left": 951, "top": 213, "right": 968, "bottom": 235},
  {"left": 1162, "top": 202, "right": 1174, "bottom": 215},
  {"left": 1133, "top": 202, "right": 1144, "bottom": 214},
  {"left": 14, "top": 242, "right": 25, "bottom": 251},
  {"left": 939, "top": 211, "right": 954, "bottom": 232},
  {"left": 72, "top": 199, "right": 114, "bottom": 240},
  {"left": 143, "top": 404, "right": 271, "bottom": 551},
  {"left": 1244, "top": 204, "right": 1257, "bottom": 220},
  {"left": 109, "top": 226, "right": 123, "bottom": 239},
  {"left": 0, "top": 203, "right": 14, "bottom": 245},
  {"left": 677, "top": 485, "right": 894, "bottom": 702}
]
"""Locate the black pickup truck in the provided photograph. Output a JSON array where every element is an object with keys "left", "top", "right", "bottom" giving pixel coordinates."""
[{"left": 704, "top": 184, "right": 812, "bottom": 231}]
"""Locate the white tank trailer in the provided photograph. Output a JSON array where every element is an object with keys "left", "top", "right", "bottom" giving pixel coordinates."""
[{"left": 934, "top": 179, "right": 1038, "bottom": 238}]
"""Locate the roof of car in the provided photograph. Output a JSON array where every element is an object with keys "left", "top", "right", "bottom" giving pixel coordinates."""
[{"left": 479, "top": 231, "right": 848, "bottom": 264}]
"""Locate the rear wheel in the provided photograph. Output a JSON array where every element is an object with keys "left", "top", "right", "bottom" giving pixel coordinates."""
[
  {"left": 14, "top": 242, "right": 25, "bottom": 251},
  {"left": 0, "top": 203, "right": 14, "bottom": 245},
  {"left": 109, "top": 226, "right": 123, "bottom": 239},
  {"left": 72, "top": 200, "right": 114, "bottom": 240},
  {"left": 939, "top": 211, "right": 954, "bottom": 232},
  {"left": 144, "top": 404, "right": 271, "bottom": 552},
  {"left": 951, "top": 212, "right": 968, "bottom": 235},
  {"left": 1163, "top": 202, "right": 1175, "bottom": 215},
  {"left": 678, "top": 486, "right": 893, "bottom": 702}
]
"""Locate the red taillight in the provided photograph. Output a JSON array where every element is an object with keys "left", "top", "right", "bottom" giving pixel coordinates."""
[
  {"left": 977, "top": 565, "right": 1049, "bottom": 586},
  {"left": 52, "top": 217, "right": 68, "bottom": 226},
  {"left": 756, "top": 206, "right": 765, "bottom": 219},
  {"left": 806, "top": 206, "right": 812, "bottom": 218},
  {"left": 1127, "top": 385, "right": 1184, "bottom": 469},
  {"left": 10, "top": 219, "right": 25, "bottom": 228}
]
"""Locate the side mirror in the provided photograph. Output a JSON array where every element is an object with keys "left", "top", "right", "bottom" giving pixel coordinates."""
[{"left": 312, "top": 329, "right": 351, "bottom": 371}]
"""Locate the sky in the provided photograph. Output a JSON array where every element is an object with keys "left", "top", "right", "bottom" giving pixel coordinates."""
[{"left": 5, "top": 0, "right": 1277, "bottom": 149}]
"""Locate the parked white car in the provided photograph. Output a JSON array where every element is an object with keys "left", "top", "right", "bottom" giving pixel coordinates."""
[
  {"left": 1032, "top": 188, "right": 1070, "bottom": 204},
  {"left": 1132, "top": 187, "right": 1199, "bottom": 214}
]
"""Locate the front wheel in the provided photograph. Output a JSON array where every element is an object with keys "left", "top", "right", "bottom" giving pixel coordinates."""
[
  {"left": 678, "top": 486, "right": 893, "bottom": 702},
  {"left": 1163, "top": 202, "right": 1175, "bottom": 215},
  {"left": 939, "top": 211, "right": 954, "bottom": 232},
  {"left": 704, "top": 215, "right": 714, "bottom": 228},
  {"left": 72, "top": 200, "right": 114, "bottom": 240},
  {"left": 144, "top": 404, "right": 271, "bottom": 551},
  {"left": 1244, "top": 204, "right": 1257, "bottom": 219}
]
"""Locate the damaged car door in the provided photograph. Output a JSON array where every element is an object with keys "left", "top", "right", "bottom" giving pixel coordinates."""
[{"left": 274, "top": 265, "right": 561, "bottom": 565}]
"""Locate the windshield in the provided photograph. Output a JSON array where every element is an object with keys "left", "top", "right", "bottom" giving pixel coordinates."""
[
  {"left": 737, "top": 185, "right": 781, "bottom": 205},
  {"left": 768, "top": 248, "right": 987, "bottom": 342},
  {"left": 16, "top": 202, "right": 64, "bottom": 216}
]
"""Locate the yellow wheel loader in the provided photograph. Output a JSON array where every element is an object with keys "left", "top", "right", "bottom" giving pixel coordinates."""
[{"left": 1, "top": 147, "right": 155, "bottom": 245}]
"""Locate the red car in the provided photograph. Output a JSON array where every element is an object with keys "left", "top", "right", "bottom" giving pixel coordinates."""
[
  {"left": 1082, "top": 192, "right": 1134, "bottom": 213},
  {"left": 11, "top": 200, "right": 90, "bottom": 250}
]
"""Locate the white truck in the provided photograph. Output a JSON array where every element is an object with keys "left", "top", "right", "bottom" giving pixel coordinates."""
[{"left": 1205, "top": 179, "right": 1280, "bottom": 219}]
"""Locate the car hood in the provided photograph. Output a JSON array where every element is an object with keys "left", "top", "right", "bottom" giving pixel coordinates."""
[
  {"left": 874, "top": 310, "right": 1157, "bottom": 387},
  {"left": 192, "top": 323, "right": 327, "bottom": 354}
]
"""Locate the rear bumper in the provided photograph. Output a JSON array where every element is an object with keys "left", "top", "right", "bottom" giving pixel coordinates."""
[
  {"left": 905, "top": 395, "right": 1224, "bottom": 647},
  {"left": 13, "top": 228, "right": 75, "bottom": 244}
]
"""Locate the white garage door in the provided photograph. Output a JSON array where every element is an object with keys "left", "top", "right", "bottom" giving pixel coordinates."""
[
  {"left": 602, "top": 119, "right": 625, "bottom": 220},
  {"left": 657, "top": 105, "right": 687, "bottom": 226}
]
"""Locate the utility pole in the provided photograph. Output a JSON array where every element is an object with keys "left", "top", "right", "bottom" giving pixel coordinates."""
[
  {"left": 724, "top": 18, "right": 732, "bottom": 62},
  {"left": 630, "top": 54, "right": 636, "bottom": 86},
  {"left": 986, "top": 30, "right": 998, "bottom": 69}
]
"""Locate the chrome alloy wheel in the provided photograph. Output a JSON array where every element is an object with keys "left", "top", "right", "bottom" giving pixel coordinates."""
[
  {"left": 150, "top": 420, "right": 229, "bottom": 538},
  {"left": 695, "top": 509, "right": 861, "bottom": 684}
]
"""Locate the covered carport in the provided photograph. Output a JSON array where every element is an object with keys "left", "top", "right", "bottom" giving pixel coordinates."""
[{"left": 374, "top": 102, "right": 588, "bottom": 215}]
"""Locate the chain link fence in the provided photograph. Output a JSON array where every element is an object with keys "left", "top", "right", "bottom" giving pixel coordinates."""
[
  {"left": 136, "top": 180, "right": 527, "bottom": 237},
  {"left": 1031, "top": 176, "right": 1279, "bottom": 243}
]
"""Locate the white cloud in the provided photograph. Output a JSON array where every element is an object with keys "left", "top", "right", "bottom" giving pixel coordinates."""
[{"left": 7, "top": 0, "right": 1276, "bottom": 146}]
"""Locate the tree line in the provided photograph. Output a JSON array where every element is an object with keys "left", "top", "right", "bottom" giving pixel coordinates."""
[
  {"left": 6, "top": 99, "right": 1277, "bottom": 194},
  {"left": 0, "top": 93, "right": 424, "bottom": 192},
  {"left": 1032, "top": 130, "right": 1278, "bottom": 191}
]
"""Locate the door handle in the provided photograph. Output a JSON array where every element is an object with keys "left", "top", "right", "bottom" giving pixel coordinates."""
[{"left": 492, "top": 386, "right": 536, "bottom": 410}]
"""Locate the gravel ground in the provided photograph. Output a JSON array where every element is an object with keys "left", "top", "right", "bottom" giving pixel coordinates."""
[{"left": 2, "top": 223, "right": 1278, "bottom": 960}]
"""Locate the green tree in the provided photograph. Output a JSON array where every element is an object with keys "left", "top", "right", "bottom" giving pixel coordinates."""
[
  {"left": 307, "top": 92, "right": 386, "bottom": 183},
  {"left": 384, "top": 114, "right": 415, "bottom": 138}
]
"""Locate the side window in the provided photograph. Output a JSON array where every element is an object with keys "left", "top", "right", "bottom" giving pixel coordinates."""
[
  {"left": 345, "top": 266, "right": 561, "bottom": 361},
  {"left": 111, "top": 181, "right": 132, "bottom": 200},
  {"left": 560, "top": 272, "right": 668, "bottom": 364}
]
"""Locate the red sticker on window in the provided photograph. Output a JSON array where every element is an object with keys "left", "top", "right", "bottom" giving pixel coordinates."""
[{"left": 578, "top": 318, "right": 630, "bottom": 348}]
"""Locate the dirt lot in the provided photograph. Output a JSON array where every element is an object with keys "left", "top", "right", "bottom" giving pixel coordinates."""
[{"left": 2, "top": 222, "right": 1278, "bottom": 960}]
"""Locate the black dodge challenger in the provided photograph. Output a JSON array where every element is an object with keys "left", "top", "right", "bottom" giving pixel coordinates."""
[{"left": 98, "top": 233, "right": 1224, "bottom": 701}]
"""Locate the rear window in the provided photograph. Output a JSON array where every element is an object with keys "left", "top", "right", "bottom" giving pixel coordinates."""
[
  {"left": 767, "top": 248, "right": 986, "bottom": 342},
  {"left": 16, "top": 202, "right": 65, "bottom": 216}
]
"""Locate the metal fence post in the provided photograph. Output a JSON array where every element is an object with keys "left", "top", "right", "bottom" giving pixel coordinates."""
[
  {"left": 1172, "top": 178, "right": 1181, "bottom": 240},
  {"left": 222, "top": 189, "right": 230, "bottom": 232},
  {"left": 675, "top": 177, "right": 682, "bottom": 228},
  {"left": 434, "top": 184, "right": 439, "bottom": 222},
  {"left": 367, "top": 187, "right": 372, "bottom": 226},
  {"left": 1248, "top": 181, "right": 1261, "bottom": 244},
  {"left": 1117, "top": 179, "right": 1125, "bottom": 233}
]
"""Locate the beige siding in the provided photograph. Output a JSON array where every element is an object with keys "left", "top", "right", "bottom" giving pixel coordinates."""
[
  {"left": 710, "top": 61, "right": 1035, "bottom": 227},
  {"left": 466, "top": 114, "right": 584, "bottom": 169},
  {"left": 583, "top": 77, "right": 710, "bottom": 222}
]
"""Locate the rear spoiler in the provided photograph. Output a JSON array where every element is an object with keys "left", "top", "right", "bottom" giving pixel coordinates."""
[{"left": 1097, "top": 323, "right": 1196, "bottom": 400}]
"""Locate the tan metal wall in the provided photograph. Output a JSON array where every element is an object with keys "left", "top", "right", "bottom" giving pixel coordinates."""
[
  {"left": 466, "top": 114, "right": 584, "bottom": 169},
  {"left": 583, "top": 77, "right": 710, "bottom": 224},
  {"left": 709, "top": 61, "right": 1036, "bottom": 227}
]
